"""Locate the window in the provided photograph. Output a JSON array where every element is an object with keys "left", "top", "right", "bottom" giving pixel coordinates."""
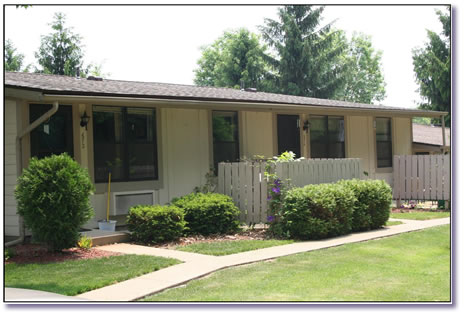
[
  {"left": 30, "top": 104, "right": 74, "bottom": 159},
  {"left": 212, "top": 111, "right": 239, "bottom": 172},
  {"left": 93, "top": 106, "right": 157, "bottom": 182},
  {"left": 310, "top": 116, "right": 345, "bottom": 158},
  {"left": 375, "top": 117, "right": 392, "bottom": 168}
]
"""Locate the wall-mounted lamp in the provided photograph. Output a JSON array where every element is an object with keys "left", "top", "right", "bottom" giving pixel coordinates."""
[
  {"left": 80, "top": 111, "right": 90, "bottom": 130},
  {"left": 303, "top": 120, "right": 310, "bottom": 132}
]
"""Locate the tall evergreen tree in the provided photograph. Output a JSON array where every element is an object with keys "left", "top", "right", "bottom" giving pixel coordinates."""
[
  {"left": 412, "top": 7, "right": 451, "bottom": 126},
  {"left": 194, "top": 28, "right": 271, "bottom": 90},
  {"left": 35, "top": 12, "right": 85, "bottom": 76},
  {"left": 4, "top": 39, "right": 29, "bottom": 72},
  {"left": 259, "top": 5, "right": 347, "bottom": 98}
]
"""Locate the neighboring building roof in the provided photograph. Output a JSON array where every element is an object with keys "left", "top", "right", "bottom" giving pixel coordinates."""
[
  {"left": 412, "top": 123, "right": 450, "bottom": 147},
  {"left": 5, "top": 72, "right": 443, "bottom": 115}
]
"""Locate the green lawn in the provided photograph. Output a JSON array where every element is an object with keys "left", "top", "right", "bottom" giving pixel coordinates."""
[
  {"left": 176, "top": 239, "right": 293, "bottom": 256},
  {"left": 5, "top": 255, "right": 180, "bottom": 296},
  {"left": 385, "top": 220, "right": 404, "bottom": 226},
  {"left": 390, "top": 211, "right": 450, "bottom": 220},
  {"left": 144, "top": 225, "right": 450, "bottom": 302}
]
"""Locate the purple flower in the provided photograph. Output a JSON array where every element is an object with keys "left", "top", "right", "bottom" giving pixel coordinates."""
[
  {"left": 267, "top": 215, "right": 275, "bottom": 222},
  {"left": 274, "top": 179, "right": 281, "bottom": 186},
  {"left": 267, "top": 195, "right": 271, "bottom": 200},
  {"left": 272, "top": 187, "right": 281, "bottom": 194}
]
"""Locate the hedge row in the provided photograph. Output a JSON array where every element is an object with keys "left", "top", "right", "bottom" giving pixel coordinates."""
[
  {"left": 127, "top": 193, "right": 240, "bottom": 244},
  {"left": 273, "top": 179, "right": 392, "bottom": 240}
]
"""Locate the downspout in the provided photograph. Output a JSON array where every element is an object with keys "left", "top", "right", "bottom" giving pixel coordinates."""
[
  {"left": 5, "top": 101, "right": 60, "bottom": 248},
  {"left": 441, "top": 115, "right": 446, "bottom": 154}
]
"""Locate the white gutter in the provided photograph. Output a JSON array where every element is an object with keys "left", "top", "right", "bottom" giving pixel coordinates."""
[
  {"left": 6, "top": 101, "right": 59, "bottom": 248},
  {"left": 41, "top": 94, "right": 449, "bottom": 118}
]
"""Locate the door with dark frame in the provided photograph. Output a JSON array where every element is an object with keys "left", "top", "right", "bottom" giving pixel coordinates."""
[{"left": 277, "top": 114, "right": 301, "bottom": 157}]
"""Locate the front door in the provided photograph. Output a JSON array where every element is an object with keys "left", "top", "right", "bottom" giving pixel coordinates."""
[
  {"left": 277, "top": 114, "right": 301, "bottom": 157},
  {"left": 30, "top": 104, "right": 74, "bottom": 159}
]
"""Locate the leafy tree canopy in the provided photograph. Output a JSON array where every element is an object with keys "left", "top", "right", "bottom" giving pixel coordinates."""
[
  {"left": 194, "top": 28, "right": 271, "bottom": 91},
  {"left": 339, "top": 32, "right": 386, "bottom": 104},
  {"left": 412, "top": 7, "right": 451, "bottom": 126}
]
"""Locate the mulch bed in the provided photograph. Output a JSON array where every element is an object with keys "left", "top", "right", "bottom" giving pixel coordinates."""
[
  {"left": 391, "top": 208, "right": 449, "bottom": 213},
  {"left": 6, "top": 229, "right": 271, "bottom": 264},
  {"left": 5, "top": 243, "right": 121, "bottom": 265},
  {"left": 154, "top": 228, "right": 270, "bottom": 249}
]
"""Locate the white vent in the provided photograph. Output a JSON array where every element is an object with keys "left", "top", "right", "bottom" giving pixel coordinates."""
[{"left": 112, "top": 190, "right": 155, "bottom": 216}]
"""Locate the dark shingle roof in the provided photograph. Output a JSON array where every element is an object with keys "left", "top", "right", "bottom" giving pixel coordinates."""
[
  {"left": 4, "top": 72, "right": 438, "bottom": 114},
  {"left": 413, "top": 123, "right": 450, "bottom": 146}
]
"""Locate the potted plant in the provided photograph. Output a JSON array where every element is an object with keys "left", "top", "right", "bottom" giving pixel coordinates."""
[{"left": 98, "top": 172, "right": 117, "bottom": 231}]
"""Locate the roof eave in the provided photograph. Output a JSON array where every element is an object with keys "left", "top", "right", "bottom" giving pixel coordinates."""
[{"left": 5, "top": 84, "right": 447, "bottom": 117}]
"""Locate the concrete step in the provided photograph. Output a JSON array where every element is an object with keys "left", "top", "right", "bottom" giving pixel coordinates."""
[{"left": 81, "top": 229, "right": 130, "bottom": 246}]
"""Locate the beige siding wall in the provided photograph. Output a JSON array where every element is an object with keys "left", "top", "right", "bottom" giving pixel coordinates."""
[
  {"left": 346, "top": 115, "right": 375, "bottom": 178},
  {"left": 4, "top": 99, "right": 19, "bottom": 236},
  {"left": 346, "top": 115, "right": 412, "bottom": 187},
  {"left": 86, "top": 107, "right": 210, "bottom": 228},
  {"left": 240, "top": 111, "right": 274, "bottom": 159},
  {"left": 161, "top": 108, "right": 210, "bottom": 202},
  {"left": 393, "top": 117, "right": 413, "bottom": 155}
]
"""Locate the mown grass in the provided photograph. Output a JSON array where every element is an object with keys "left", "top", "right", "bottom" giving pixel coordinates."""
[
  {"left": 390, "top": 211, "right": 450, "bottom": 220},
  {"left": 5, "top": 255, "right": 180, "bottom": 296},
  {"left": 176, "top": 239, "right": 294, "bottom": 256},
  {"left": 144, "top": 225, "right": 450, "bottom": 302},
  {"left": 385, "top": 220, "right": 404, "bottom": 226}
]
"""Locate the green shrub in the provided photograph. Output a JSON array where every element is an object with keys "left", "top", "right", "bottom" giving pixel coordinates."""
[
  {"left": 77, "top": 235, "right": 93, "bottom": 250},
  {"left": 278, "top": 183, "right": 356, "bottom": 240},
  {"left": 338, "top": 179, "right": 392, "bottom": 231},
  {"left": 172, "top": 193, "right": 240, "bottom": 235},
  {"left": 5, "top": 248, "right": 15, "bottom": 261},
  {"left": 127, "top": 205, "right": 186, "bottom": 243},
  {"left": 15, "top": 153, "right": 94, "bottom": 251}
]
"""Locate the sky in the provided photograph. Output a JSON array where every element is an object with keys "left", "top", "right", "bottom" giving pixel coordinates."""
[{"left": 3, "top": 3, "right": 448, "bottom": 109}]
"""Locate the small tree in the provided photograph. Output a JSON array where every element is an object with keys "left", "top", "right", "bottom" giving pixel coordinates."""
[
  {"left": 35, "top": 12, "right": 85, "bottom": 76},
  {"left": 15, "top": 153, "right": 95, "bottom": 251},
  {"left": 4, "top": 39, "right": 30, "bottom": 72}
]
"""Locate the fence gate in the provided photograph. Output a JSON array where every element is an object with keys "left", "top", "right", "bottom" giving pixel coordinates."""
[
  {"left": 217, "top": 158, "right": 362, "bottom": 224},
  {"left": 393, "top": 155, "right": 450, "bottom": 202}
]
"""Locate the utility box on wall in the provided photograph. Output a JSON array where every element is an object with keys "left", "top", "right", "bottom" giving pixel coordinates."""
[{"left": 109, "top": 190, "right": 156, "bottom": 216}]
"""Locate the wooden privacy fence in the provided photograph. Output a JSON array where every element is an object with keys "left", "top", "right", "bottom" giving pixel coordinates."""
[
  {"left": 217, "top": 158, "right": 362, "bottom": 224},
  {"left": 393, "top": 155, "right": 450, "bottom": 201}
]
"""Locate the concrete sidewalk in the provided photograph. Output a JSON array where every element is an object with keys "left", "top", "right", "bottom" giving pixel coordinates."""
[{"left": 5, "top": 217, "right": 450, "bottom": 302}]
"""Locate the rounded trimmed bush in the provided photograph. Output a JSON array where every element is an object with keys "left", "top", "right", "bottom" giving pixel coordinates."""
[
  {"left": 15, "top": 153, "right": 94, "bottom": 251},
  {"left": 279, "top": 183, "right": 356, "bottom": 240},
  {"left": 127, "top": 205, "right": 186, "bottom": 243},
  {"left": 338, "top": 179, "right": 392, "bottom": 231},
  {"left": 172, "top": 193, "right": 240, "bottom": 235}
]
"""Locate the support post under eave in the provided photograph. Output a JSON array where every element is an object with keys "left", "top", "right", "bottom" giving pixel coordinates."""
[{"left": 441, "top": 115, "right": 446, "bottom": 154}]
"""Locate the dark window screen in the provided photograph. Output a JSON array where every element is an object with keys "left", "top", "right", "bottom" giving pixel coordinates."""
[
  {"left": 212, "top": 111, "right": 239, "bottom": 172},
  {"left": 310, "top": 116, "right": 345, "bottom": 158},
  {"left": 93, "top": 106, "right": 157, "bottom": 182},
  {"left": 376, "top": 118, "right": 392, "bottom": 168},
  {"left": 29, "top": 104, "right": 74, "bottom": 159},
  {"left": 277, "top": 114, "right": 301, "bottom": 157}
]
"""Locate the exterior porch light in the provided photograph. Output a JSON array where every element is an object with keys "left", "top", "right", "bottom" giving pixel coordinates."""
[
  {"left": 303, "top": 120, "right": 310, "bottom": 131},
  {"left": 80, "top": 111, "right": 90, "bottom": 130}
]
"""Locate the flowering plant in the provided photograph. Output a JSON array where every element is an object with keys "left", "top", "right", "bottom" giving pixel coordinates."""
[{"left": 265, "top": 151, "right": 296, "bottom": 225}]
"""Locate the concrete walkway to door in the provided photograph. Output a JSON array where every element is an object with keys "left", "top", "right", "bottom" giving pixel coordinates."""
[{"left": 5, "top": 217, "right": 450, "bottom": 302}]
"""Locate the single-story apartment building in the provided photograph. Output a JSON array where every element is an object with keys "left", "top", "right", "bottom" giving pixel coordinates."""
[
  {"left": 412, "top": 123, "right": 450, "bottom": 154},
  {"left": 4, "top": 71, "right": 448, "bottom": 236}
]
